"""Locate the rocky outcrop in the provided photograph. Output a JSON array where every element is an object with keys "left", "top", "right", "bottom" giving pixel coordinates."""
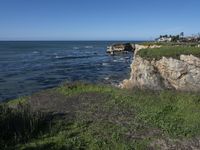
[
  {"left": 134, "top": 44, "right": 161, "bottom": 54},
  {"left": 107, "top": 43, "right": 135, "bottom": 54},
  {"left": 120, "top": 47, "right": 200, "bottom": 91},
  {"left": 121, "top": 56, "right": 172, "bottom": 90}
]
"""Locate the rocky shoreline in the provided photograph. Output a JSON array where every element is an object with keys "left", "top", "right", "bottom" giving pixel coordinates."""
[
  {"left": 120, "top": 44, "right": 200, "bottom": 92},
  {"left": 107, "top": 43, "right": 135, "bottom": 54}
]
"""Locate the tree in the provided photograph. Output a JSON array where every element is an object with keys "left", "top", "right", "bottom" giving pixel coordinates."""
[
  {"left": 171, "top": 35, "right": 180, "bottom": 42},
  {"left": 180, "top": 32, "right": 184, "bottom": 37},
  {"left": 164, "top": 34, "right": 168, "bottom": 38},
  {"left": 198, "top": 33, "right": 200, "bottom": 38}
]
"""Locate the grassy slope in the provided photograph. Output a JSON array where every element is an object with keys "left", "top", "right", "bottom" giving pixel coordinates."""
[
  {"left": 137, "top": 46, "right": 200, "bottom": 60},
  {"left": 140, "top": 41, "right": 199, "bottom": 47},
  {"left": 1, "top": 83, "right": 200, "bottom": 149}
]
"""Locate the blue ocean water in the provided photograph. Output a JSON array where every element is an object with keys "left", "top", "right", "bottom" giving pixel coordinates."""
[{"left": 0, "top": 41, "right": 135, "bottom": 102}]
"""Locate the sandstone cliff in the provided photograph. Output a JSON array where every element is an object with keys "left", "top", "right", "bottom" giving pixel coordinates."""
[{"left": 120, "top": 45, "right": 200, "bottom": 91}]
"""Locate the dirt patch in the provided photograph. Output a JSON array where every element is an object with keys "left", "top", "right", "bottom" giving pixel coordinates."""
[
  {"left": 149, "top": 137, "right": 200, "bottom": 150},
  {"left": 28, "top": 90, "right": 110, "bottom": 115}
]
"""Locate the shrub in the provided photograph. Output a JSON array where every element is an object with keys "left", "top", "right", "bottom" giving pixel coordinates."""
[{"left": 0, "top": 104, "right": 51, "bottom": 148}]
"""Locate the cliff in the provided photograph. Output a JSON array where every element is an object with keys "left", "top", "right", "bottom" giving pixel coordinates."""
[{"left": 120, "top": 45, "right": 200, "bottom": 91}]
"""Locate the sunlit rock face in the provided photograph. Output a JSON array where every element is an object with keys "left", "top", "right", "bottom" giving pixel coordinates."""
[{"left": 121, "top": 52, "right": 200, "bottom": 92}]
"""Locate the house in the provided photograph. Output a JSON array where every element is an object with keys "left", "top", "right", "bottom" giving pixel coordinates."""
[
  {"left": 156, "top": 37, "right": 172, "bottom": 42},
  {"left": 179, "top": 36, "right": 200, "bottom": 43}
]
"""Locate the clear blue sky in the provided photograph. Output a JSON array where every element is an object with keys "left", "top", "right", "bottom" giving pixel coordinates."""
[{"left": 0, "top": 0, "right": 200, "bottom": 41}]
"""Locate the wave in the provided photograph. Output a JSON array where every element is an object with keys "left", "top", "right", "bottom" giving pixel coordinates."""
[
  {"left": 73, "top": 47, "right": 79, "bottom": 50},
  {"left": 55, "top": 55, "right": 62, "bottom": 59},
  {"left": 102, "top": 63, "right": 109, "bottom": 66},
  {"left": 113, "top": 59, "right": 124, "bottom": 62},
  {"left": 85, "top": 46, "right": 93, "bottom": 49},
  {"left": 55, "top": 55, "right": 92, "bottom": 60},
  {"left": 104, "top": 77, "right": 109, "bottom": 80},
  {"left": 33, "top": 51, "right": 39, "bottom": 54}
]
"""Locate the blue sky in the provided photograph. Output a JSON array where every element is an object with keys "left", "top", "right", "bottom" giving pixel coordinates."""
[{"left": 0, "top": 0, "right": 200, "bottom": 41}]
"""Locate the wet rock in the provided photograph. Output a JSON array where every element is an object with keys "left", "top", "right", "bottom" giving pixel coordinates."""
[{"left": 107, "top": 43, "right": 135, "bottom": 54}]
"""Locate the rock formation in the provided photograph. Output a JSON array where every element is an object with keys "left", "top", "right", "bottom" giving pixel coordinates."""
[
  {"left": 107, "top": 43, "right": 135, "bottom": 54},
  {"left": 134, "top": 44, "right": 161, "bottom": 53},
  {"left": 120, "top": 45, "right": 200, "bottom": 92}
]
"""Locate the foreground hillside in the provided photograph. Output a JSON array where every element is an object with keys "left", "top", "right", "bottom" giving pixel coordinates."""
[{"left": 1, "top": 82, "right": 200, "bottom": 150}]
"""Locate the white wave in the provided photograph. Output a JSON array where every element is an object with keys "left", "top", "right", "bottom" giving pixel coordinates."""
[
  {"left": 55, "top": 55, "right": 63, "bottom": 59},
  {"left": 85, "top": 46, "right": 93, "bottom": 49},
  {"left": 33, "top": 51, "right": 39, "bottom": 54},
  {"left": 104, "top": 77, "right": 109, "bottom": 80},
  {"left": 73, "top": 47, "right": 79, "bottom": 50},
  {"left": 102, "top": 63, "right": 109, "bottom": 66}
]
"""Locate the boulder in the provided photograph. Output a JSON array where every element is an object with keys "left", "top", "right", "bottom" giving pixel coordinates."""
[{"left": 107, "top": 43, "right": 135, "bottom": 54}]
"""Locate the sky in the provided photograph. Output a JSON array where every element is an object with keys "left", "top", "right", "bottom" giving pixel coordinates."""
[{"left": 0, "top": 0, "right": 200, "bottom": 41}]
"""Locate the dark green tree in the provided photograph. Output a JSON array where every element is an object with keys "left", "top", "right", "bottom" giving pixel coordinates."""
[{"left": 180, "top": 32, "right": 184, "bottom": 37}]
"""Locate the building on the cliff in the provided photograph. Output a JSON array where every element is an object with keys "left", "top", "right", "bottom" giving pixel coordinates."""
[
  {"left": 156, "top": 33, "right": 200, "bottom": 43},
  {"left": 156, "top": 37, "right": 172, "bottom": 42},
  {"left": 179, "top": 36, "right": 200, "bottom": 43}
]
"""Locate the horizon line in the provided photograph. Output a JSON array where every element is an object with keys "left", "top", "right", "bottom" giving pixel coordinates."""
[{"left": 0, "top": 40, "right": 152, "bottom": 42}]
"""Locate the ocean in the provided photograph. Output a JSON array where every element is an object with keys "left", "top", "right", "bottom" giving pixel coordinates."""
[{"left": 0, "top": 41, "right": 136, "bottom": 102}]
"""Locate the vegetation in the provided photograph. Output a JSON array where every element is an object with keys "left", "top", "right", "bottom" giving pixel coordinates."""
[
  {"left": 137, "top": 46, "right": 200, "bottom": 60},
  {"left": 0, "top": 103, "right": 51, "bottom": 149},
  {"left": 156, "top": 32, "right": 200, "bottom": 42},
  {"left": 159, "top": 34, "right": 181, "bottom": 42},
  {"left": 140, "top": 41, "right": 200, "bottom": 47},
  {"left": 1, "top": 82, "right": 200, "bottom": 149}
]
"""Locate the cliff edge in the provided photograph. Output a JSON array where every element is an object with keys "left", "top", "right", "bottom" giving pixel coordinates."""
[{"left": 120, "top": 44, "right": 200, "bottom": 91}]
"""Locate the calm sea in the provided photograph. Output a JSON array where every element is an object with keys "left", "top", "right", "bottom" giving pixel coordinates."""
[{"left": 0, "top": 41, "right": 137, "bottom": 102}]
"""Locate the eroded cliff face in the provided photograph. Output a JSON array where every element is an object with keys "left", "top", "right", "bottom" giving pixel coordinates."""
[{"left": 120, "top": 46, "right": 200, "bottom": 91}]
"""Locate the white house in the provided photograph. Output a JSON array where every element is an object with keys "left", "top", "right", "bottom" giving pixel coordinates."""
[{"left": 157, "top": 37, "right": 172, "bottom": 42}]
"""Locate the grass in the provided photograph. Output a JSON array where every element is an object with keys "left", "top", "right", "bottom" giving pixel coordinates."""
[
  {"left": 137, "top": 46, "right": 200, "bottom": 60},
  {"left": 57, "top": 82, "right": 116, "bottom": 96},
  {"left": 140, "top": 41, "right": 200, "bottom": 47},
  {"left": 7, "top": 97, "right": 27, "bottom": 107},
  {"left": 0, "top": 104, "right": 51, "bottom": 149},
  {"left": 139, "top": 41, "right": 173, "bottom": 46},
  {"left": 1, "top": 82, "right": 200, "bottom": 149}
]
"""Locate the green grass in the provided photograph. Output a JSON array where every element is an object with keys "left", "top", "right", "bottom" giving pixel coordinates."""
[
  {"left": 140, "top": 41, "right": 199, "bottom": 47},
  {"left": 122, "top": 90, "right": 200, "bottom": 137},
  {"left": 7, "top": 97, "right": 27, "bottom": 107},
  {"left": 1, "top": 83, "right": 200, "bottom": 149},
  {"left": 137, "top": 46, "right": 200, "bottom": 60},
  {"left": 139, "top": 41, "right": 173, "bottom": 46},
  {"left": 18, "top": 121, "right": 147, "bottom": 150},
  {"left": 0, "top": 104, "right": 51, "bottom": 149},
  {"left": 57, "top": 82, "right": 116, "bottom": 96}
]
